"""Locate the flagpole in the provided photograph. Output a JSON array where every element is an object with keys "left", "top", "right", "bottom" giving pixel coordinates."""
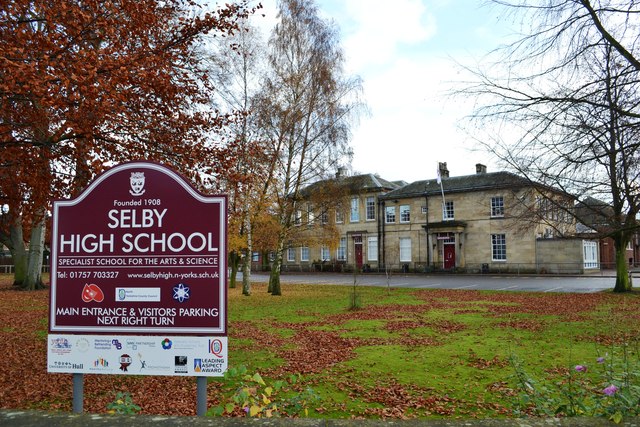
[{"left": 436, "top": 163, "right": 445, "bottom": 215}]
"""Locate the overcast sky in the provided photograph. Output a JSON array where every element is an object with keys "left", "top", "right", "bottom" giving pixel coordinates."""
[{"left": 248, "top": 0, "right": 516, "bottom": 183}]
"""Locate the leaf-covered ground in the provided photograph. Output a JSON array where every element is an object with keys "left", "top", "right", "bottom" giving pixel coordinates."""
[{"left": 1, "top": 275, "right": 639, "bottom": 418}]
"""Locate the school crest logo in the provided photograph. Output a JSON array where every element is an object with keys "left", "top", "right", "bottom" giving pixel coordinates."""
[{"left": 129, "top": 172, "right": 146, "bottom": 196}]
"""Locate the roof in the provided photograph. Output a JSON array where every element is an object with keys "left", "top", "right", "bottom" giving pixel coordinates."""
[
  {"left": 298, "top": 174, "right": 402, "bottom": 198},
  {"left": 575, "top": 197, "right": 615, "bottom": 229},
  {"left": 379, "top": 171, "right": 535, "bottom": 200}
]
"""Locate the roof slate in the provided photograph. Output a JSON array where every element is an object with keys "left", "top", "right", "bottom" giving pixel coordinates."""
[
  {"left": 379, "top": 171, "right": 533, "bottom": 200},
  {"left": 299, "top": 174, "right": 401, "bottom": 197}
]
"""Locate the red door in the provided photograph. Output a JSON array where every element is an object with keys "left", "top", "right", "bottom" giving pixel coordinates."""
[
  {"left": 355, "top": 243, "right": 363, "bottom": 269},
  {"left": 444, "top": 244, "right": 455, "bottom": 269}
]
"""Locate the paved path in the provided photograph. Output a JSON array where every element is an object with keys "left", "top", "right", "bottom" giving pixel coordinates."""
[
  {"left": 1, "top": 409, "right": 637, "bottom": 426},
  {"left": 243, "top": 272, "right": 620, "bottom": 293}
]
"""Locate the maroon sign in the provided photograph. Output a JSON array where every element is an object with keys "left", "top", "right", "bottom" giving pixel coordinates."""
[{"left": 49, "top": 162, "right": 227, "bottom": 335}]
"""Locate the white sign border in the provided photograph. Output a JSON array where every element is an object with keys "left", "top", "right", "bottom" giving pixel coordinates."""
[{"left": 49, "top": 162, "right": 227, "bottom": 335}]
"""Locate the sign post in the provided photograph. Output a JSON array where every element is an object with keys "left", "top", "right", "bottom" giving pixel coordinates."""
[{"left": 47, "top": 162, "right": 227, "bottom": 414}]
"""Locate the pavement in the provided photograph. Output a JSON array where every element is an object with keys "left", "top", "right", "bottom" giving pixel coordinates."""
[{"left": 2, "top": 410, "right": 640, "bottom": 426}]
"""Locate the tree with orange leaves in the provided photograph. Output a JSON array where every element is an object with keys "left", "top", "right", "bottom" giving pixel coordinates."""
[{"left": 0, "top": 0, "right": 256, "bottom": 289}]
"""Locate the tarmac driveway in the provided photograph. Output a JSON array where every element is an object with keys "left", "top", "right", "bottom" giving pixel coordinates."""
[{"left": 244, "top": 272, "right": 618, "bottom": 293}]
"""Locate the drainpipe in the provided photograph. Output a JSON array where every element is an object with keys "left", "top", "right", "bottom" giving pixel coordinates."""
[
  {"left": 379, "top": 200, "right": 385, "bottom": 269},
  {"left": 425, "top": 192, "right": 429, "bottom": 269}
]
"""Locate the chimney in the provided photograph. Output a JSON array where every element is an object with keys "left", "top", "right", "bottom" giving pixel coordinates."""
[
  {"left": 475, "top": 163, "right": 487, "bottom": 174},
  {"left": 438, "top": 162, "right": 449, "bottom": 179}
]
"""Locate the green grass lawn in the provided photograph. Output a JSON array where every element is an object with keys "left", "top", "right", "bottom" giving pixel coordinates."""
[
  {"left": 218, "top": 282, "right": 640, "bottom": 419},
  {"left": 5, "top": 273, "right": 639, "bottom": 419}
]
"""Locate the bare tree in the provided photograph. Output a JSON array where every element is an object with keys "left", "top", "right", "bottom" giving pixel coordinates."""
[
  {"left": 204, "top": 19, "right": 272, "bottom": 296},
  {"left": 458, "top": 0, "right": 640, "bottom": 291},
  {"left": 255, "top": 0, "right": 364, "bottom": 296}
]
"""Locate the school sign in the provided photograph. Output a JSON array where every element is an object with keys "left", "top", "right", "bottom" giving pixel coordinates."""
[{"left": 47, "top": 162, "right": 228, "bottom": 377}]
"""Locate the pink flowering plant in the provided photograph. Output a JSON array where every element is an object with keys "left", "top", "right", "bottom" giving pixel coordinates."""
[{"left": 509, "top": 346, "right": 640, "bottom": 424}]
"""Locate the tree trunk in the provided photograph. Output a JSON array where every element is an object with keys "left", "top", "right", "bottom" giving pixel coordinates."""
[
  {"left": 261, "top": 251, "right": 270, "bottom": 271},
  {"left": 242, "top": 219, "right": 252, "bottom": 296},
  {"left": 23, "top": 214, "right": 45, "bottom": 290},
  {"left": 269, "top": 246, "right": 283, "bottom": 296},
  {"left": 613, "top": 241, "right": 632, "bottom": 292},
  {"left": 5, "top": 219, "right": 27, "bottom": 287},
  {"left": 241, "top": 252, "right": 251, "bottom": 296},
  {"left": 228, "top": 251, "right": 240, "bottom": 289}
]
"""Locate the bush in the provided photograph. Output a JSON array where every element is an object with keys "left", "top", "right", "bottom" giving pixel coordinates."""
[
  {"left": 209, "top": 365, "right": 318, "bottom": 418},
  {"left": 106, "top": 391, "right": 141, "bottom": 415},
  {"left": 510, "top": 344, "right": 640, "bottom": 423}
]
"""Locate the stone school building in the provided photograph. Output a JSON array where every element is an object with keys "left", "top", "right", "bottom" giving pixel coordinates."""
[{"left": 278, "top": 163, "right": 600, "bottom": 275}]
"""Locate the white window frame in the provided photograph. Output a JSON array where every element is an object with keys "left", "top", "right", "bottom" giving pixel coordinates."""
[
  {"left": 294, "top": 209, "right": 302, "bottom": 226},
  {"left": 385, "top": 206, "right": 396, "bottom": 223},
  {"left": 287, "top": 246, "right": 296, "bottom": 262},
  {"left": 252, "top": 252, "right": 259, "bottom": 262},
  {"left": 583, "top": 240, "right": 599, "bottom": 269},
  {"left": 366, "top": 196, "right": 376, "bottom": 221},
  {"left": 400, "top": 205, "right": 410, "bottom": 223},
  {"left": 399, "top": 238, "right": 411, "bottom": 262},
  {"left": 337, "top": 237, "right": 347, "bottom": 261},
  {"left": 491, "top": 234, "right": 507, "bottom": 261},
  {"left": 307, "top": 204, "right": 314, "bottom": 225},
  {"left": 367, "top": 236, "right": 378, "bottom": 261},
  {"left": 321, "top": 246, "right": 330, "bottom": 261},
  {"left": 300, "top": 246, "right": 309, "bottom": 262},
  {"left": 443, "top": 201, "right": 454, "bottom": 221},
  {"left": 320, "top": 210, "right": 328, "bottom": 224},
  {"left": 491, "top": 196, "right": 504, "bottom": 218},
  {"left": 350, "top": 197, "right": 360, "bottom": 222},
  {"left": 335, "top": 210, "right": 344, "bottom": 224}
]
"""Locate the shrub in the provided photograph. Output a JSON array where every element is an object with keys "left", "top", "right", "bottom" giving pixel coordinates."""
[
  {"left": 510, "top": 344, "right": 640, "bottom": 423},
  {"left": 209, "top": 365, "right": 318, "bottom": 418}
]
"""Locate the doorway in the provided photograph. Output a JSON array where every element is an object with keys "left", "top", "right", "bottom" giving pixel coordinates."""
[
  {"left": 444, "top": 243, "right": 455, "bottom": 269},
  {"left": 353, "top": 235, "right": 363, "bottom": 269}
]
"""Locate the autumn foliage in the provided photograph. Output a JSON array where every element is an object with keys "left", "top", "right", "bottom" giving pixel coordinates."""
[
  {"left": 2, "top": 0, "right": 254, "bottom": 196},
  {"left": 0, "top": 0, "right": 260, "bottom": 288}
]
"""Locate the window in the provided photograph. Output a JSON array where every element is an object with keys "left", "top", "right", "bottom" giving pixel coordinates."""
[
  {"left": 335, "top": 210, "right": 344, "bottom": 224},
  {"left": 350, "top": 197, "right": 360, "bottom": 222},
  {"left": 320, "top": 210, "right": 328, "bottom": 224},
  {"left": 300, "top": 246, "right": 309, "bottom": 262},
  {"left": 385, "top": 206, "right": 396, "bottom": 223},
  {"left": 443, "top": 201, "right": 454, "bottom": 220},
  {"left": 294, "top": 210, "right": 302, "bottom": 226},
  {"left": 400, "top": 205, "right": 410, "bottom": 223},
  {"left": 367, "top": 236, "right": 378, "bottom": 261},
  {"left": 252, "top": 252, "right": 259, "bottom": 262},
  {"left": 321, "top": 246, "right": 330, "bottom": 261},
  {"left": 307, "top": 204, "right": 314, "bottom": 224},
  {"left": 399, "top": 238, "right": 411, "bottom": 262},
  {"left": 421, "top": 206, "right": 427, "bottom": 214},
  {"left": 337, "top": 237, "right": 347, "bottom": 261},
  {"left": 491, "top": 196, "right": 504, "bottom": 218},
  {"left": 584, "top": 241, "right": 598, "bottom": 269},
  {"left": 366, "top": 196, "right": 376, "bottom": 220},
  {"left": 491, "top": 234, "right": 506, "bottom": 261},
  {"left": 287, "top": 246, "right": 296, "bottom": 262}
]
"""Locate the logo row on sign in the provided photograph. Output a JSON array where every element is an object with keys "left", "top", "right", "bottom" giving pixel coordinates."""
[{"left": 48, "top": 335, "right": 227, "bottom": 377}]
